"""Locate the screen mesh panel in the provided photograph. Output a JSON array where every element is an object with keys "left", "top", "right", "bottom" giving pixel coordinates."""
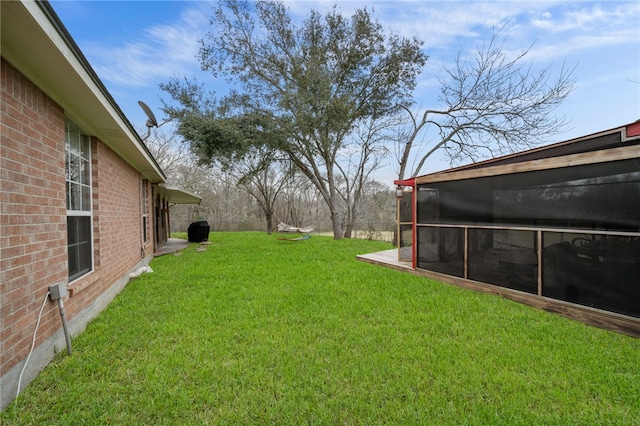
[
  {"left": 417, "top": 227, "right": 464, "bottom": 277},
  {"left": 418, "top": 159, "right": 640, "bottom": 231},
  {"left": 415, "top": 158, "right": 640, "bottom": 318},
  {"left": 468, "top": 229, "right": 538, "bottom": 294}
]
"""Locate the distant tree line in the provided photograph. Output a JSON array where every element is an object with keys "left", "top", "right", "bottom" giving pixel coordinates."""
[{"left": 146, "top": 130, "right": 397, "bottom": 239}]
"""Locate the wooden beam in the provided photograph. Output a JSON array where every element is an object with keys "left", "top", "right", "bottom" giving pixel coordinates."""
[{"left": 536, "top": 230, "right": 542, "bottom": 297}]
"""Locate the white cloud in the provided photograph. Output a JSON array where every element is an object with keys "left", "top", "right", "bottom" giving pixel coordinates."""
[
  {"left": 90, "top": 4, "right": 211, "bottom": 88},
  {"left": 523, "top": 3, "right": 639, "bottom": 62},
  {"left": 531, "top": 3, "right": 637, "bottom": 33},
  {"left": 527, "top": 26, "right": 640, "bottom": 62}
]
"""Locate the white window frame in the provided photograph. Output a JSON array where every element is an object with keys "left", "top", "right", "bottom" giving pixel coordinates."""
[{"left": 65, "top": 120, "right": 94, "bottom": 282}]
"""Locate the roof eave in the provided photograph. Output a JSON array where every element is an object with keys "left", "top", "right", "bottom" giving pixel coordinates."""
[
  {"left": 1, "top": 0, "right": 166, "bottom": 183},
  {"left": 155, "top": 185, "right": 202, "bottom": 205}
]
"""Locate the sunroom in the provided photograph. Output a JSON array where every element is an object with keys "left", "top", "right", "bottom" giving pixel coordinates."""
[{"left": 392, "top": 122, "right": 640, "bottom": 336}]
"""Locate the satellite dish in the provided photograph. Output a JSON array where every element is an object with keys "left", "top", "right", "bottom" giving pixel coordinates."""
[{"left": 138, "top": 100, "right": 158, "bottom": 128}]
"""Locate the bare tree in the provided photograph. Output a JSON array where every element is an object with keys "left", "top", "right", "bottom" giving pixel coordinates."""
[
  {"left": 144, "top": 130, "right": 186, "bottom": 179},
  {"left": 144, "top": 129, "right": 210, "bottom": 192},
  {"left": 336, "top": 116, "right": 390, "bottom": 238},
  {"left": 277, "top": 170, "right": 324, "bottom": 229},
  {"left": 145, "top": 127, "right": 394, "bottom": 237},
  {"left": 232, "top": 147, "right": 294, "bottom": 233},
  {"left": 395, "top": 30, "right": 575, "bottom": 180}
]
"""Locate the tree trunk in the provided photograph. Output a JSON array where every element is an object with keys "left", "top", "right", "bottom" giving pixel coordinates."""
[
  {"left": 343, "top": 222, "right": 353, "bottom": 239},
  {"left": 266, "top": 211, "right": 273, "bottom": 234},
  {"left": 344, "top": 206, "right": 356, "bottom": 238},
  {"left": 330, "top": 211, "right": 343, "bottom": 240},
  {"left": 343, "top": 198, "right": 359, "bottom": 239}
]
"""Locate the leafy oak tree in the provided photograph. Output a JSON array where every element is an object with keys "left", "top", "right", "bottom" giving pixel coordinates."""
[{"left": 166, "top": 0, "right": 427, "bottom": 239}]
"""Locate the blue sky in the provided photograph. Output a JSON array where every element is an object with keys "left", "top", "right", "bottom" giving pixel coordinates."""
[{"left": 50, "top": 0, "right": 640, "bottom": 180}]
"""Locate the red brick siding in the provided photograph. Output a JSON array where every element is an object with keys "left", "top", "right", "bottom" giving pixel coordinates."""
[
  {"left": 1, "top": 59, "right": 154, "bottom": 377},
  {"left": 1, "top": 59, "right": 67, "bottom": 376},
  {"left": 65, "top": 140, "right": 150, "bottom": 317}
]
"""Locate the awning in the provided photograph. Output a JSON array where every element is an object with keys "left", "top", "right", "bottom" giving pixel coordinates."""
[{"left": 154, "top": 185, "right": 202, "bottom": 204}]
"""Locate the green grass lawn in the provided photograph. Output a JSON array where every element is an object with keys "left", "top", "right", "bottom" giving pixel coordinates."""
[{"left": 3, "top": 232, "right": 639, "bottom": 425}]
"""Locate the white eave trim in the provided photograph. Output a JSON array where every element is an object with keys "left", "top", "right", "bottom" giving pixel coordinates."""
[{"left": 155, "top": 185, "right": 202, "bottom": 205}]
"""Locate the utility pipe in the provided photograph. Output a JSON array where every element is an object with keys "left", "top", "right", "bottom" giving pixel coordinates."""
[{"left": 57, "top": 298, "right": 72, "bottom": 355}]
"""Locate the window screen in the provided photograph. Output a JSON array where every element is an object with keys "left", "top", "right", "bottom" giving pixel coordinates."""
[
  {"left": 417, "top": 159, "right": 640, "bottom": 232},
  {"left": 417, "top": 226, "right": 464, "bottom": 277},
  {"left": 543, "top": 232, "right": 640, "bottom": 318},
  {"left": 414, "top": 158, "right": 640, "bottom": 318},
  {"left": 468, "top": 229, "right": 538, "bottom": 294}
]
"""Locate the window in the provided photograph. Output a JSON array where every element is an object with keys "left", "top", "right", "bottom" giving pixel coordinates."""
[
  {"left": 142, "top": 178, "right": 149, "bottom": 243},
  {"left": 66, "top": 120, "right": 92, "bottom": 281}
]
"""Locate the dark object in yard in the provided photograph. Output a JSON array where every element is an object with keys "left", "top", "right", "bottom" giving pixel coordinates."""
[{"left": 188, "top": 221, "right": 210, "bottom": 243}]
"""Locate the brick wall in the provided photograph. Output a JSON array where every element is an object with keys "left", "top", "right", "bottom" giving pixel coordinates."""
[
  {"left": 66, "top": 139, "right": 152, "bottom": 314},
  {"left": 1, "top": 59, "right": 68, "bottom": 377},
  {"left": 1, "top": 59, "right": 155, "bottom": 399}
]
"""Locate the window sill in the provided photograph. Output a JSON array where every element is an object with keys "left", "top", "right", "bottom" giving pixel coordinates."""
[{"left": 68, "top": 272, "right": 99, "bottom": 297}]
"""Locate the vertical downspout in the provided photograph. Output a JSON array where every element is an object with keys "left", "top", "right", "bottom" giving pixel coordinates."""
[
  {"left": 57, "top": 298, "right": 72, "bottom": 355},
  {"left": 165, "top": 199, "right": 171, "bottom": 240}
]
